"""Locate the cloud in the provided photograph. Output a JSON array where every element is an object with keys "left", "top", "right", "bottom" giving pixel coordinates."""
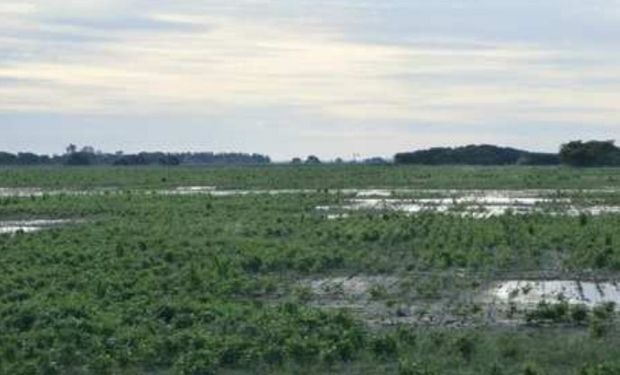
[
  {"left": 0, "top": 0, "right": 619, "bottom": 157},
  {"left": 3, "top": 15, "right": 620, "bottom": 127},
  {"left": 0, "top": 3, "right": 36, "bottom": 15}
]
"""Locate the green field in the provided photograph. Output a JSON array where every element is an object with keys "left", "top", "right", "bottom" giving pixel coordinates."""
[
  {"left": 1, "top": 166, "right": 620, "bottom": 374},
  {"left": 1, "top": 165, "right": 619, "bottom": 190}
]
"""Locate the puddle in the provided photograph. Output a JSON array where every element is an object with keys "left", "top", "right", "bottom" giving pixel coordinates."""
[
  {"left": 318, "top": 190, "right": 620, "bottom": 218},
  {"left": 326, "top": 213, "right": 350, "bottom": 220},
  {"left": 205, "top": 189, "right": 317, "bottom": 197},
  {"left": 308, "top": 276, "right": 400, "bottom": 300},
  {"left": 0, "top": 187, "right": 118, "bottom": 198},
  {"left": 301, "top": 275, "right": 488, "bottom": 328},
  {"left": 302, "top": 276, "right": 428, "bottom": 327},
  {"left": 0, "top": 219, "right": 73, "bottom": 234},
  {"left": 300, "top": 275, "right": 620, "bottom": 328},
  {"left": 169, "top": 186, "right": 217, "bottom": 194},
  {"left": 349, "top": 189, "right": 620, "bottom": 199},
  {"left": 2, "top": 186, "right": 619, "bottom": 199},
  {"left": 2, "top": 186, "right": 619, "bottom": 219},
  {"left": 197, "top": 188, "right": 620, "bottom": 199},
  {"left": 566, "top": 206, "right": 620, "bottom": 216},
  {"left": 2, "top": 186, "right": 620, "bottom": 217},
  {"left": 489, "top": 280, "right": 620, "bottom": 308},
  {"left": 0, "top": 186, "right": 318, "bottom": 198},
  {"left": 0, "top": 188, "right": 46, "bottom": 197},
  {"left": 353, "top": 190, "right": 393, "bottom": 198}
]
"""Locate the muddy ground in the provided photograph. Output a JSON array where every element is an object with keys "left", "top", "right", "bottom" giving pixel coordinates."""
[{"left": 295, "top": 273, "right": 620, "bottom": 329}]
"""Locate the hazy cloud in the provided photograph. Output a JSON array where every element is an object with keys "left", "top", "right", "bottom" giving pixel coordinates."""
[{"left": 1, "top": 0, "right": 619, "bottom": 158}]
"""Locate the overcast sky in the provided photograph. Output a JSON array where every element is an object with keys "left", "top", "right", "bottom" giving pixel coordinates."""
[{"left": 1, "top": 0, "right": 619, "bottom": 160}]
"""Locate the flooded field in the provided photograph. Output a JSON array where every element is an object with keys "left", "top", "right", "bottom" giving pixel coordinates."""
[
  {"left": 300, "top": 275, "right": 620, "bottom": 329},
  {"left": 308, "top": 276, "right": 400, "bottom": 301},
  {"left": 317, "top": 190, "right": 620, "bottom": 218},
  {"left": 0, "top": 219, "right": 73, "bottom": 234},
  {"left": 2, "top": 186, "right": 620, "bottom": 198},
  {"left": 0, "top": 187, "right": 118, "bottom": 198},
  {"left": 302, "top": 275, "right": 486, "bottom": 327},
  {"left": 490, "top": 280, "right": 620, "bottom": 308},
  {"left": 4, "top": 186, "right": 620, "bottom": 221},
  {"left": 301, "top": 275, "right": 474, "bottom": 328},
  {"left": 2, "top": 168, "right": 620, "bottom": 374}
]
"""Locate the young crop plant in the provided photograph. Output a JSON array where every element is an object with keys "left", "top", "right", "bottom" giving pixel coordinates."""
[{"left": 1, "top": 167, "right": 620, "bottom": 374}]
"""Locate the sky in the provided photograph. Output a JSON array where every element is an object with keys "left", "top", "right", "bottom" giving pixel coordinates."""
[{"left": 1, "top": 0, "right": 619, "bottom": 160}]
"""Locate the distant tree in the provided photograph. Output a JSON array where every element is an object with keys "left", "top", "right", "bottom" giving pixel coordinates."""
[
  {"left": 16, "top": 152, "right": 43, "bottom": 165},
  {"left": 305, "top": 155, "right": 321, "bottom": 165},
  {"left": 0, "top": 152, "right": 17, "bottom": 165},
  {"left": 291, "top": 157, "right": 302, "bottom": 165},
  {"left": 516, "top": 153, "right": 560, "bottom": 166},
  {"left": 66, "top": 144, "right": 77, "bottom": 155},
  {"left": 395, "top": 145, "right": 559, "bottom": 166},
  {"left": 113, "top": 154, "right": 148, "bottom": 166},
  {"left": 159, "top": 154, "right": 181, "bottom": 166},
  {"left": 182, "top": 152, "right": 270, "bottom": 165},
  {"left": 334, "top": 157, "right": 344, "bottom": 164},
  {"left": 65, "top": 152, "right": 93, "bottom": 166},
  {"left": 81, "top": 146, "right": 95, "bottom": 154},
  {"left": 559, "top": 140, "right": 620, "bottom": 167},
  {"left": 0, "top": 148, "right": 272, "bottom": 167},
  {"left": 363, "top": 157, "right": 388, "bottom": 165}
]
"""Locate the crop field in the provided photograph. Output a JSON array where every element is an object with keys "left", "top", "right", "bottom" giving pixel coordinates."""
[
  {"left": 1, "top": 165, "right": 620, "bottom": 190},
  {"left": 2, "top": 166, "right": 620, "bottom": 374}
]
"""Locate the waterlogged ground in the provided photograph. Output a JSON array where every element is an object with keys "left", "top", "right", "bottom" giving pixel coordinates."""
[
  {"left": 316, "top": 189, "right": 620, "bottom": 218},
  {"left": 0, "top": 219, "right": 73, "bottom": 234},
  {"left": 3, "top": 186, "right": 620, "bottom": 218},
  {"left": 2, "top": 167, "right": 620, "bottom": 374},
  {"left": 298, "top": 274, "right": 620, "bottom": 330},
  {"left": 300, "top": 274, "right": 488, "bottom": 328},
  {"left": 491, "top": 280, "right": 620, "bottom": 308}
]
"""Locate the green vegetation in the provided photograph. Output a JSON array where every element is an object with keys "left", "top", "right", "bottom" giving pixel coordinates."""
[
  {"left": 1, "top": 167, "right": 619, "bottom": 374},
  {"left": 1, "top": 164, "right": 620, "bottom": 190},
  {"left": 525, "top": 301, "right": 616, "bottom": 330}
]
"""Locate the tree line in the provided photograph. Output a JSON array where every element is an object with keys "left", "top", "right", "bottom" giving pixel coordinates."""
[
  {"left": 1, "top": 140, "right": 618, "bottom": 167},
  {"left": 394, "top": 140, "right": 620, "bottom": 167},
  {"left": 558, "top": 140, "right": 620, "bottom": 167},
  {"left": 0, "top": 145, "right": 271, "bottom": 166}
]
